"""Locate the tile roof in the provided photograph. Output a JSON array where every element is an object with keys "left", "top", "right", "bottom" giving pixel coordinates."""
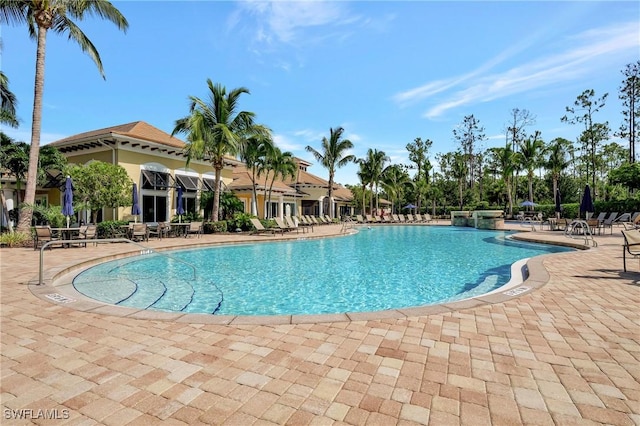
[
  {"left": 229, "top": 166, "right": 298, "bottom": 195},
  {"left": 50, "top": 121, "right": 186, "bottom": 148}
]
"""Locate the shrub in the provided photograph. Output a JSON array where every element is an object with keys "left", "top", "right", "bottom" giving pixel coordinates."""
[
  {"left": 229, "top": 213, "right": 254, "bottom": 231},
  {"left": 0, "top": 231, "right": 31, "bottom": 248},
  {"left": 204, "top": 221, "right": 227, "bottom": 233},
  {"left": 97, "top": 220, "right": 129, "bottom": 238}
]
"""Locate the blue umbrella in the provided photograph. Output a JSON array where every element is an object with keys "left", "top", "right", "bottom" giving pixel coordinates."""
[
  {"left": 520, "top": 200, "right": 536, "bottom": 207},
  {"left": 580, "top": 184, "right": 594, "bottom": 219},
  {"left": 176, "top": 186, "right": 185, "bottom": 222},
  {"left": 62, "top": 176, "right": 74, "bottom": 228},
  {"left": 131, "top": 183, "right": 141, "bottom": 222},
  {"left": 403, "top": 204, "right": 416, "bottom": 209}
]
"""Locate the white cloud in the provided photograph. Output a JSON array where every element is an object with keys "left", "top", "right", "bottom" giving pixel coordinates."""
[{"left": 396, "top": 21, "right": 639, "bottom": 120}]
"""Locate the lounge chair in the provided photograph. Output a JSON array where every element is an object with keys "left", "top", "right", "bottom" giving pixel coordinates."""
[
  {"left": 275, "top": 217, "right": 294, "bottom": 232},
  {"left": 33, "top": 225, "right": 60, "bottom": 250},
  {"left": 423, "top": 213, "right": 433, "bottom": 223},
  {"left": 594, "top": 212, "right": 607, "bottom": 223},
  {"left": 284, "top": 216, "right": 305, "bottom": 233},
  {"left": 397, "top": 214, "right": 406, "bottom": 223},
  {"left": 324, "top": 214, "right": 334, "bottom": 223},
  {"left": 621, "top": 230, "right": 640, "bottom": 272},
  {"left": 623, "top": 214, "right": 640, "bottom": 230},
  {"left": 602, "top": 212, "right": 619, "bottom": 235},
  {"left": 186, "top": 221, "right": 203, "bottom": 238},
  {"left": 296, "top": 216, "right": 314, "bottom": 232},
  {"left": 391, "top": 214, "right": 400, "bottom": 222},
  {"left": 249, "top": 218, "right": 276, "bottom": 236},
  {"left": 414, "top": 213, "right": 423, "bottom": 222}
]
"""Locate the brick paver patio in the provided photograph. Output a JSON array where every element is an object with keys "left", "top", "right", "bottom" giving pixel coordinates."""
[{"left": 1, "top": 223, "right": 638, "bottom": 425}]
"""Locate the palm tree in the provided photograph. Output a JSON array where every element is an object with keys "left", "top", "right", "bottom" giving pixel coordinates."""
[
  {"left": 358, "top": 149, "right": 388, "bottom": 215},
  {"left": 263, "top": 147, "right": 296, "bottom": 219},
  {"left": 451, "top": 152, "right": 468, "bottom": 209},
  {"left": 1, "top": 0, "right": 128, "bottom": 232},
  {"left": 519, "top": 131, "right": 545, "bottom": 205},
  {"left": 381, "top": 164, "right": 412, "bottom": 214},
  {"left": 0, "top": 71, "right": 18, "bottom": 127},
  {"left": 544, "top": 137, "right": 572, "bottom": 205},
  {"left": 492, "top": 145, "right": 518, "bottom": 217},
  {"left": 305, "top": 127, "right": 355, "bottom": 219},
  {"left": 356, "top": 161, "right": 370, "bottom": 214},
  {"left": 239, "top": 133, "right": 274, "bottom": 216},
  {"left": 173, "top": 79, "right": 269, "bottom": 222}
]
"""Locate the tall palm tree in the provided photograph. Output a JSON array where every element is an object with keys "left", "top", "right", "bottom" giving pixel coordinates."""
[
  {"left": 358, "top": 149, "right": 388, "bottom": 215},
  {"left": 356, "top": 161, "right": 370, "bottom": 214},
  {"left": 544, "top": 137, "right": 572, "bottom": 205},
  {"left": 263, "top": 147, "right": 296, "bottom": 219},
  {"left": 173, "top": 79, "right": 269, "bottom": 222},
  {"left": 0, "top": 71, "right": 18, "bottom": 127},
  {"left": 1, "top": 0, "right": 129, "bottom": 232},
  {"left": 493, "top": 145, "right": 518, "bottom": 217},
  {"left": 519, "top": 131, "right": 545, "bottom": 205},
  {"left": 305, "top": 127, "right": 355, "bottom": 219},
  {"left": 451, "top": 152, "right": 468, "bottom": 209},
  {"left": 239, "top": 133, "right": 274, "bottom": 216}
]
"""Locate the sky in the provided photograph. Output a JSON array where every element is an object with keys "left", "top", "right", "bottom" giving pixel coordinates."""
[{"left": 2, "top": 0, "right": 639, "bottom": 186}]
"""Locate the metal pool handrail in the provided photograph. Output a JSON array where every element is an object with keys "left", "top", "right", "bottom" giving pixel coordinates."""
[{"left": 38, "top": 238, "right": 198, "bottom": 286}]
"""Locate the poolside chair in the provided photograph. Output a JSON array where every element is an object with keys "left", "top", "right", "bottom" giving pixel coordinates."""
[
  {"left": 297, "top": 216, "right": 314, "bottom": 232},
  {"left": 284, "top": 216, "right": 304, "bottom": 233},
  {"left": 397, "top": 214, "right": 406, "bottom": 223},
  {"left": 148, "top": 221, "right": 170, "bottom": 239},
  {"left": 602, "top": 212, "right": 619, "bottom": 235},
  {"left": 324, "top": 214, "right": 334, "bottom": 223},
  {"left": 414, "top": 213, "right": 423, "bottom": 222},
  {"left": 391, "top": 214, "right": 400, "bottom": 222},
  {"left": 33, "top": 225, "right": 60, "bottom": 250},
  {"left": 249, "top": 218, "right": 276, "bottom": 236},
  {"left": 74, "top": 224, "right": 97, "bottom": 247},
  {"left": 423, "top": 213, "right": 434, "bottom": 223},
  {"left": 186, "top": 221, "right": 203, "bottom": 238},
  {"left": 621, "top": 230, "right": 640, "bottom": 272},
  {"left": 594, "top": 212, "right": 607, "bottom": 223},
  {"left": 131, "top": 223, "right": 149, "bottom": 242},
  {"left": 623, "top": 214, "right": 640, "bottom": 230},
  {"left": 275, "top": 217, "right": 294, "bottom": 232}
]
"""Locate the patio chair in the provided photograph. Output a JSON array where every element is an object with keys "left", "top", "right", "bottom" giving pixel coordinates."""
[
  {"left": 296, "top": 216, "right": 314, "bottom": 232},
  {"left": 74, "top": 224, "right": 97, "bottom": 247},
  {"left": 423, "top": 214, "right": 433, "bottom": 223},
  {"left": 249, "top": 218, "right": 276, "bottom": 236},
  {"left": 621, "top": 230, "right": 640, "bottom": 272},
  {"left": 131, "top": 223, "right": 149, "bottom": 242},
  {"left": 148, "top": 222, "right": 170, "bottom": 239},
  {"left": 284, "top": 216, "right": 305, "bottom": 233},
  {"left": 186, "top": 221, "right": 203, "bottom": 238},
  {"left": 33, "top": 225, "right": 60, "bottom": 250},
  {"left": 391, "top": 214, "right": 400, "bottom": 222},
  {"left": 623, "top": 214, "right": 640, "bottom": 231}
]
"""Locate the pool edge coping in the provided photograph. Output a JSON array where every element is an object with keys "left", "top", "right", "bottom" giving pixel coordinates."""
[{"left": 28, "top": 229, "right": 591, "bottom": 325}]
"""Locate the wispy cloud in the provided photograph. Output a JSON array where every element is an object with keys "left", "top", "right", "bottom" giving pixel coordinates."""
[
  {"left": 394, "top": 21, "right": 639, "bottom": 119},
  {"left": 233, "top": 0, "right": 359, "bottom": 48}
]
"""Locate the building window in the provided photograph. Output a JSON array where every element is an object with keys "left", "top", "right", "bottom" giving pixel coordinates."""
[{"left": 143, "top": 195, "right": 167, "bottom": 223}]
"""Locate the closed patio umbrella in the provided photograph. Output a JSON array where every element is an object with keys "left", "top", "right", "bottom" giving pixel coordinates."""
[
  {"left": 580, "top": 184, "right": 594, "bottom": 219},
  {"left": 176, "top": 186, "right": 185, "bottom": 222},
  {"left": 62, "top": 176, "right": 74, "bottom": 228},
  {"left": 131, "top": 183, "right": 141, "bottom": 223}
]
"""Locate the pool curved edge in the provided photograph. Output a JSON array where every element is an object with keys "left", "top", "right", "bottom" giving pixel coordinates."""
[{"left": 28, "top": 232, "right": 589, "bottom": 325}]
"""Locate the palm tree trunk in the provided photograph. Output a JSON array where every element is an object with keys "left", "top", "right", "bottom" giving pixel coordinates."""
[
  {"left": 328, "top": 173, "right": 334, "bottom": 219},
  {"left": 212, "top": 165, "right": 222, "bottom": 222},
  {"left": 369, "top": 184, "right": 374, "bottom": 215},
  {"left": 17, "top": 27, "right": 48, "bottom": 233}
]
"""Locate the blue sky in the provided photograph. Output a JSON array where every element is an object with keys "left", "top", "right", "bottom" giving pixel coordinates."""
[{"left": 3, "top": 1, "right": 639, "bottom": 185}]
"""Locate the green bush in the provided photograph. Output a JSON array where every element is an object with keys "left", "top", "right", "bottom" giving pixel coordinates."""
[
  {"left": 171, "top": 211, "right": 203, "bottom": 223},
  {"left": 229, "top": 213, "right": 255, "bottom": 231},
  {"left": 204, "top": 221, "right": 227, "bottom": 233},
  {"left": 31, "top": 204, "right": 65, "bottom": 228},
  {"left": 97, "top": 220, "right": 129, "bottom": 238},
  {"left": 0, "top": 231, "right": 31, "bottom": 248}
]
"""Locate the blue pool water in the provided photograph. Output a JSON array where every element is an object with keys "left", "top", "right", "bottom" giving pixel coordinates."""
[{"left": 73, "top": 226, "right": 571, "bottom": 316}]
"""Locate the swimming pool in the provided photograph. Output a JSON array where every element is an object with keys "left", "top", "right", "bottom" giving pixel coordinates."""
[{"left": 73, "top": 226, "right": 571, "bottom": 316}]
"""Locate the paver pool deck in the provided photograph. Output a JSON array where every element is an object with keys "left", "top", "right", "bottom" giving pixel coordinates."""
[{"left": 1, "top": 222, "right": 638, "bottom": 425}]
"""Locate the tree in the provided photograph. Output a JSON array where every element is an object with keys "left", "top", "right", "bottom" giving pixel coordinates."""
[
  {"left": 544, "top": 137, "right": 572, "bottom": 213},
  {"left": 453, "top": 114, "right": 485, "bottom": 190},
  {"left": 406, "top": 137, "right": 432, "bottom": 211},
  {"left": 519, "top": 131, "right": 544, "bottom": 205},
  {"left": 263, "top": 147, "right": 296, "bottom": 219},
  {"left": 562, "top": 89, "right": 610, "bottom": 194},
  {"left": 239, "top": 133, "right": 273, "bottom": 216},
  {"left": 173, "top": 79, "right": 269, "bottom": 222},
  {"left": 450, "top": 151, "right": 468, "bottom": 209},
  {"left": 356, "top": 161, "right": 370, "bottom": 214},
  {"left": 357, "top": 148, "right": 388, "bottom": 215},
  {"left": 69, "top": 161, "right": 131, "bottom": 224},
  {"left": 618, "top": 61, "right": 640, "bottom": 163},
  {"left": 305, "top": 127, "right": 355, "bottom": 219},
  {"left": 1, "top": 0, "right": 128, "bottom": 233},
  {"left": 609, "top": 162, "right": 640, "bottom": 191},
  {"left": 381, "top": 164, "right": 412, "bottom": 214},
  {"left": 504, "top": 108, "right": 535, "bottom": 152},
  {"left": 0, "top": 71, "right": 18, "bottom": 127}
]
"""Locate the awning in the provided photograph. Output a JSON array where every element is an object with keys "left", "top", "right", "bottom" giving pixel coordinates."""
[
  {"left": 175, "top": 174, "right": 200, "bottom": 191},
  {"left": 141, "top": 170, "right": 175, "bottom": 189}
]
